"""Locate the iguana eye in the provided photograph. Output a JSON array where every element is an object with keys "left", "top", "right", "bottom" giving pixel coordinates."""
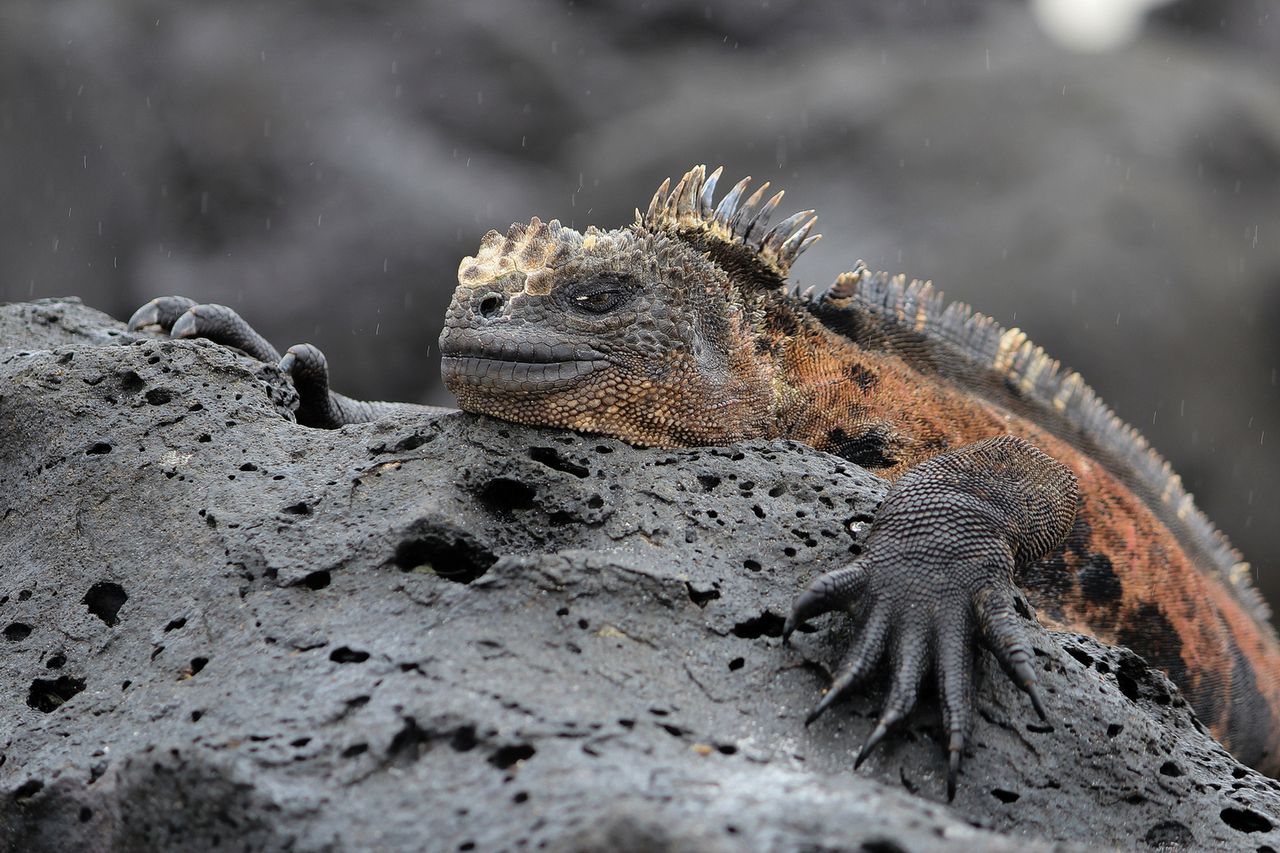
[{"left": 568, "top": 277, "right": 633, "bottom": 314}]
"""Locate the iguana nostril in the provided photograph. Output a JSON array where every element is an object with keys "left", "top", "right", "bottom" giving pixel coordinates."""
[{"left": 478, "top": 294, "right": 502, "bottom": 317}]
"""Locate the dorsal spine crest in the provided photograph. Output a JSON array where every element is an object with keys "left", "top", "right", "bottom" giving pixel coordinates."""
[{"left": 641, "top": 165, "right": 821, "bottom": 283}]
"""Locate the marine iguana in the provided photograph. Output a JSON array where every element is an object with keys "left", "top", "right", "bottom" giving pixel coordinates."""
[{"left": 128, "top": 165, "right": 1280, "bottom": 797}]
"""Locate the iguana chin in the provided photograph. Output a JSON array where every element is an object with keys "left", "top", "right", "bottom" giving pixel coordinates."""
[{"left": 129, "top": 165, "right": 1280, "bottom": 798}]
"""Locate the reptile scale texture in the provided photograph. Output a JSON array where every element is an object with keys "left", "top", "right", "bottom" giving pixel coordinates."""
[{"left": 128, "top": 165, "right": 1280, "bottom": 798}]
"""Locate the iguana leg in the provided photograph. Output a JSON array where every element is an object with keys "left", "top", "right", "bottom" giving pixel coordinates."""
[
  {"left": 127, "top": 297, "right": 441, "bottom": 428},
  {"left": 784, "top": 435, "right": 1078, "bottom": 799}
]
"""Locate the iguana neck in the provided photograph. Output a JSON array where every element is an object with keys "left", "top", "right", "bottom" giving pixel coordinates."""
[{"left": 757, "top": 293, "right": 978, "bottom": 474}]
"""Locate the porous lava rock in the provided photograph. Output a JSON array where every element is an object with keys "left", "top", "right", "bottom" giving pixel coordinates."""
[{"left": 2, "top": 298, "right": 1278, "bottom": 851}]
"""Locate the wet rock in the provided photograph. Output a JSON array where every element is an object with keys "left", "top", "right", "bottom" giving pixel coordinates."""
[{"left": 1, "top": 297, "right": 1278, "bottom": 851}]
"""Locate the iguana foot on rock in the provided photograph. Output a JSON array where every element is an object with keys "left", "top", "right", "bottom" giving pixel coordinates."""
[
  {"left": 127, "top": 296, "right": 435, "bottom": 428},
  {"left": 784, "top": 436, "right": 1078, "bottom": 799}
]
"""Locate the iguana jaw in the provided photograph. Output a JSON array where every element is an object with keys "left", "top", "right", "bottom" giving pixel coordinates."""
[{"left": 439, "top": 331, "right": 609, "bottom": 394}]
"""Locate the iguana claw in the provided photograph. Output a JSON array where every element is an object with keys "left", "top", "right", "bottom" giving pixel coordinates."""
[{"left": 788, "top": 436, "right": 1077, "bottom": 800}]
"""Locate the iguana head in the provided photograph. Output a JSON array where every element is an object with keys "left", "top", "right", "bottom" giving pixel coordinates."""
[{"left": 438, "top": 165, "right": 821, "bottom": 446}]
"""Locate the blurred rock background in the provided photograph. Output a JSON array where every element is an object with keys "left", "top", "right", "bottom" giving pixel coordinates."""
[{"left": 1, "top": 0, "right": 1277, "bottom": 603}]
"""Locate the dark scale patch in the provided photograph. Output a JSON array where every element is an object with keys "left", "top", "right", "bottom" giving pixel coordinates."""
[
  {"left": 1063, "top": 510, "right": 1093, "bottom": 560},
  {"left": 1016, "top": 550, "right": 1075, "bottom": 623},
  {"left": 805, "top": 297, "right": 869, "bottom": 343},
  {"left": 1222, "top": 638, "right": 1275, "bottom": 770},
  {"left": 1115, "top": 603, "right": 1188, "bottom": 698},
  {"left": 680, "top": 231, "right": 787, "bottom": 294},
  {"left": 848, "top": 363, "right": 879, "bottom": 392},
  {"left": 825, "top": 426, "right": 897, "bottom": 470},
  {"left": 1077, "top": 552, "right": 1123, "bottom": 605}
]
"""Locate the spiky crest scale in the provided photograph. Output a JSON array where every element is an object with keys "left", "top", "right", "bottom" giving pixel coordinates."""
[
  {"left": 639, "top": 165, "right": 821, "bottom": 284},
  {"left": 813, "top": 265, "right": 1270, "bottom": 626}
]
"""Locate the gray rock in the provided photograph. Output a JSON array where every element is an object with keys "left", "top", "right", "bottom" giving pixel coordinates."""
[{"left": 2, "top": 297, "right": 1279, "bottom": 851}]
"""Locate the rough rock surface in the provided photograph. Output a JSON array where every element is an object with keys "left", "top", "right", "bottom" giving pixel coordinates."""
[{"left": 2, "top": 298, "right": 1279, "bottom": 852}]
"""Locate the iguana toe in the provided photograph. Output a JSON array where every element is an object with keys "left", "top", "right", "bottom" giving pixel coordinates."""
[{"left": 127, "top": 295, "right": 196, "bottom": 332}]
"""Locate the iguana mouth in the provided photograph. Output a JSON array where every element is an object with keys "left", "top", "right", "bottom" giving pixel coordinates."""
[{"left": 439, "top": 334, "right": 608, "bottom": 391}]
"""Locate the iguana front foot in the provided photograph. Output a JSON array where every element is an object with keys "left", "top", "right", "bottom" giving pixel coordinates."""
[
  {"left": 784, "top": 435, "right": 1078, "bottom": 799},
  {"left": 127, "top": 296, "right": 417, "bottom": 428}
]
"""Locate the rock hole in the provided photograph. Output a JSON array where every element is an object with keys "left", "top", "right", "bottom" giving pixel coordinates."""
[
  {"left": 660, "top": 724, "right": 685, "bottom": 738},
  {"left": 477, "top": 478, "right": 536, "bottom": 513},
  {"left": 752, "top": 505, "right": 766, "bottom": 519},
  {"left": 188, "top": 657, "right": 208, "bottom": 675},
  {"left": 1065, "top": 646, "right": 1093, "bottom": 668},
  {"left": 27, "top": 676, "right": 86, "bottom": 712},
  {"left": 191, "top": 710, "right": 203, "bottom": 722},
  {"left": 859, "top": 839, "right": 908, "bottom": 853},
  {"left": 198, "top": 433, "right": 212, "bottom": 443},
  {"left": 743, "top": 559, "right": 762, "bottom": 572},
  {"left": 3, "top": 623, "right": 32, "bottom": 641},
  {"left": 1159, "top": 761, "right": 1183, "bottom": 777},
  {"left": 1143, "top": 823, "right": 1193, "bottom": 847},
  {"left": 388, "top": 717, "right": 430, "bottom": 764},
  {"left": 83, "top": 582, "right": 127, "bottom": 626},
  {"left": 118, "top": 371, "right": 145, "bottom": 394},
  {"left": 684, "top": 582, "right": 720, "bottom": 608},
  {"left": 489, "top": 743, "right": 535, "bottom": 770},
  {"left": 395, "top": 433, "right": 426, "bottom": 451},
  {"left": 732, "top": 611, "right": 785, "bottom": 639},
  {"left": 329, "top": 647, "right": 370, "bottom": 664},
  {"left": 45, "top": 654, "right": 65, "bottom": 669},
  {"left": 78, "top": 806, "right": 93, "bottom": 823},
  {"left": 341, "top": 743, "right": 368, "bottom": 758},
  {"left": 1107, "top": 723, "right": 1124, "bottom": 738},
  {"left": 145, "top": 388, "right": 173, "bottom": 405},
  {"left": 451, "top": 726, "right": 478, "bottom": 752},
  {"left": 291, "top": 737, "right": 311, "bottom": 748},
  {"left": 393, "top": 535, "right": 495, "bottom": 584},
  {"left": 281, "top": 502, "right": 310, "bottom": 516},
  {"left": 697, "top": 474, "right": 721, "bottom": 492},
  {"left": 164, "top": 617, "right": 187, "bottom": 632},
  {"left": 1234, "top": 767, "right": 1250, "bottom": 779},
  {"left": 302, "top": 570, "right": 331, "bottom": 590},
  {"left": 13, "top": 779, "right": 43, "bottom": 802},
  {"left": 991, "top": 789, "right": 1020, "bottom": 803},
  {"left": 1115, "top": 669, "right": 1140, "bottom": 702},
  {"left": 86, "top": 442, "right": 112, "bottom": 455},
  {"left": 716, "top": 744, "right": 737, "bottom": 755},
  {"left": 728, "top": 657, "right": 745, "bottom": 671},
  {"left": 1221, "top": 807, "right": 1272, "bottom": 833},
  {"left": 528, "top": 447, "right": 589, "bottom": 478}
]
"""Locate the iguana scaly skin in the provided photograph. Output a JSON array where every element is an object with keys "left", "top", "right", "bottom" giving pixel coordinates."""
[{"left": 129, "top": 165, "right": 1280, "bottom": 797}]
